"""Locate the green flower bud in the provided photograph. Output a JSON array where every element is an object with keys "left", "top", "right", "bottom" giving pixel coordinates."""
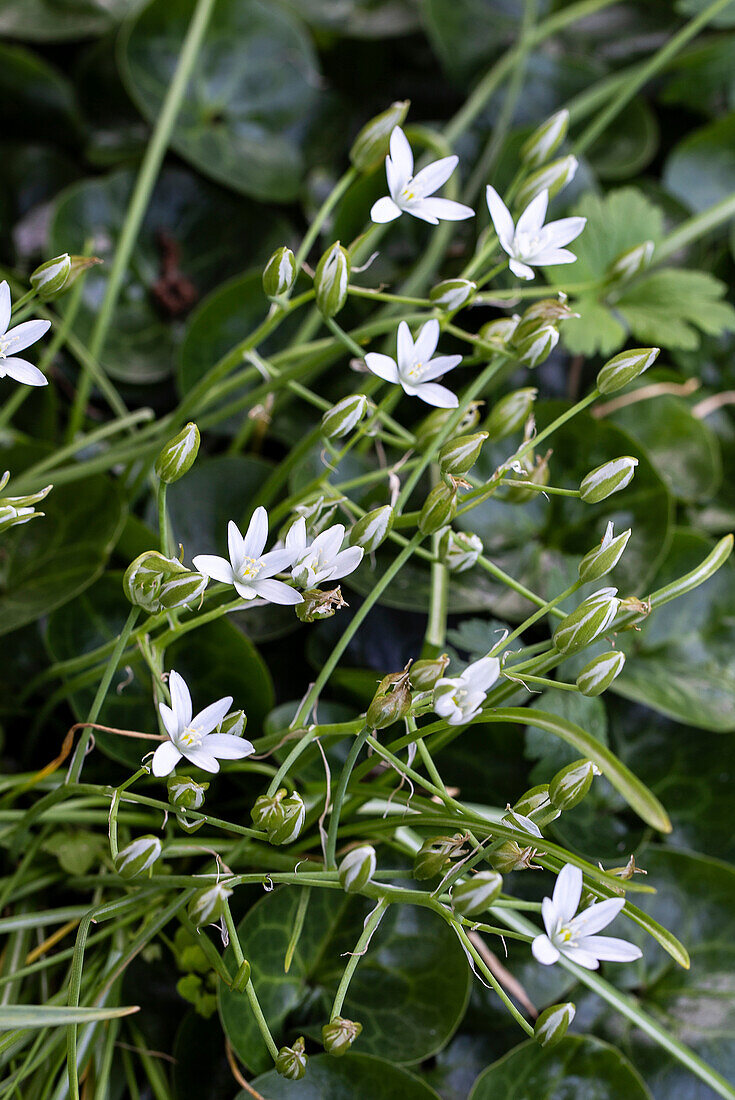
[
  {"left": 410, "top": 653, "right": 450, "bottom": 690},
  {"left": 504, "top": 452, "right": 549, "bottom": 503},
  {"left": 314, "top": 242, "right": 350, "bottom": 318},
  {"left": 187, "top": 883, "right": 232, "bottom": 928},
  {"left": 429, "top": 279, "right": 476, "bottom": 311},
  {"left": 415, "top": 402, "right": 482, "bottom": 448},
  {"left": 167, "top": 775, "right": 208, "bottom": 811},
  {"left": 349, "top": 505, "right": 394, "bottom": 552},
  {"left": 520, "top": 297, "right": 577, "bottom": 325},
  {"left": 534, "top": 1002, "right": 576, "bottom": 1048},
  {"left": 419, "top": 483, "right": 457, "bottom": 535},
  {"left": 338, "top": 845, "right": 376, "bottom": 893},
  {"left": 478, "top": 316, "right": 520, "bottom": 350},
  {"left": 263, "top": 790, "right": 306, "bottom": 845},
  {"left": 549, "top": 759, "right": 599, "bottom": 811},
  {"left": 219, "top": 709, "right": 247, "bottom": 738},
  {"left": 0, "top": 476, "right": 53, "bottom": 533},
  {"left": 233, "top": 959, "right": 252, "bottom": 992},
  {"left": 155, "top": 423, "right": 200, "bottom": 484},
  {"left": 514, "top": 784, "right": 552, "bottom": 818},
  {"left": 295, "top": 586, "right": 348, "bottom": 623},
  {"left": 262, "top": 246, "right": 296, "bottom": 300},
  {"left": 321, "top": 394, "right": 371, "bottom": 440},
  {"left": 438, "top": 432, "right": 488, "bottom": 477},
  {"left": 516, "top": 155, "right": 578, "bottom": 208},
  {"left": 552, "top": 587, "right": 620, "bottom": 654},
  {"left": 366, "top": 668, "right": 412, "bottom": 730},
  {"left": 322, "top": 1016, "right": 363, "bottom": 1056},
  {"left": 276, "top": 1037, "right": 307, "bottom": 1080},
  {"left": 452, "top": 871, "right": 503, "bottom": 916},
  {"left": 520, "top": 109, "right": 569, "bottom": 168},
  {"left": 578, "top": 523, "right": 631, "bottom": 583},
  {"left": 123, "top": 551, "right": 207, "bottom": 614},
  {"left": 488, "top": 840, "right": 538, "bottom": 873},
  {"left": 576, "top": 650, "right": 626, "bottom": 696},
  {"left": 250, "top": 790, "right": 287, "bottom": 833},
  {"left": 414, "top": 833, "right": 466, "bottom": 881},
  {"left": 513, "top": 322, "right": 559, "bottom": 368},
  {"left": 29, "top": 253, "right": 71, "bottom": 299},
  {"left": 437, "top": 527, "right": 482, "bottom": 573},
  {"left": 484, "top": 388, "right": 537, "bottom": 440},
  {"left": 607, "top": 241, "right": 654, "bottom": 282},
  {"left": 579, "top": 456, "right": 638, "bottom": 503},
  {"left": 350, "top": 100, "right": 410, "bottom": 172},
  {"left": 115, "top": 835, "right": 161, "bottom": 879},
  {"left": 596, "top": 347, "right": 660, "bottom": 395}
]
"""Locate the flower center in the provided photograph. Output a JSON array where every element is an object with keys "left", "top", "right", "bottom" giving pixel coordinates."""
[
  {"left": 238, "top": 556, "right": 263, "bottom": 581},
  {"left": 179, "top": 727, "right": 203, "bottom": 749},
  {"left": 406, "top": 361, "right": 424, "bottom": 380},
  {"left": 514, "top": 231, "right": 543, "bottom": 258},
  {"left": 0, "top": 334, "right": 19, "bottom": 360}
]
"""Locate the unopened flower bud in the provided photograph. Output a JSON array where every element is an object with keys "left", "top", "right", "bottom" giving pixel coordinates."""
[
  {"left": 262, "top": 246, "right": 297, "bottom": 300},
  {"left": 415, "top": 402, "right": 482, "bottom": 448},
  {"left": 314, "top": 242, "right": 350, "bottom": 318},
  {"left": 438, "top": 432, "right": 488, "bottom": 477},
  {"left": 250, "top": 790, "right": 287, "bottom": 833},
  {"left": 419, "top": 483, "right": 457, "bottom": 535},
  {"left": 349, "top": 505, "right": 394, "bottom": 552},
  {"left": 167, "top": 775, "right": 208, "bottom": 811},
  {"left": 322, "top": 1016, "right": 363, "bottom": 1056},
  {"left": 124, "top": 551, "right": 207, "bottom": 614},
  {"left": 219, "top": 709, "right": 247, "bottom": 738},
  {"left": 549, "top": 759, "right": 598, "bottom": 810},
  {"left": 478, "top": 316, "right": 520, "bottom": 349},
  {"left": 578, "top": 522, "right": 631, "bottom": 583},
  {"left": 521, "top": 109, "right": 569, "bottom": 168},
  {"left": 607, "top": 241, "right": 654, "bottom": 282},
  {"left": 0, "top": 476, "right": 52, "bottom": 533},
  {"left": 268, "top": 791, "right": 306, "bottom": 845},
  {"left": 338, "top": 845, "right": 376, "bottom": 893},
  {"left": 276, "top": 1037, "right": 307, "bottom": 1080},
  {"left": 452, "top": 871, "right": 503, "bottom": 916},
  {"left": 576, "top": 650, "right": 625, "bottom": 696},
  {"left": 513, "top": 322, "right": 559, "bottom": 368},
  {"left": 414, "top": 834, "right": 466, "bottom": 880},
  {"left": 438, "top": 527, "right": 482, "bottom": 572},
  {"left": 514, "top": 784, "right": 551, "bottom": 818},
  {"left": 115, "top": 835, "right": 161, "bottom": 879},
  {"left": 520, "top": 297, "right": 577, "bottom": 325},
  {"left": 516, "top": 155, "right": 578, "bottom": 208},
  {"left": 295, "top": 586, "right": 347, "bottom": 622},
  {"left": 596, "top": 347, "right": 659, "bottom": 395},
  {"left": 409, "top": 654, "right": 450, "bottom": 690},
  {"left": 30, "top": 253, "right": 71, "bottom": 299},
  {"left": 429, "top": 278, "right": 476, "bottom": 311},
  {"left": 155, "top": 423, "right": 200, "bottom": 484},
  {"left": 350, "top": 101, "right": 410, "bottom": 172},
  {"left": 187, "top": 883, "right": 232, "bottom": 928},
  {"left": 366, "top": 668, "right": 412, "bottom": 729},
  {"left": 553, "top": 588, "right": 619, "bottom": 654},
  {"left": 535, "top": 1002, "right": 576, "bottom": 1048},
  {"left": 579, "top": 457, "right": 638, "bottom": 503},
  {"left": 504, "top": 453, "right": 549, "bottom": 503},
  {"left": 485, "top": 388, "right": 537, "bottom": 440},
  {"left": 321, "top": 394, "right": 371, "bottom": 440}
]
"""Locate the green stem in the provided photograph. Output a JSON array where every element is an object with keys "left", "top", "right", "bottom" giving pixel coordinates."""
[
  {"left": 325, "top": 727, "right": 371, "bottom": 870},
  {"left": 292, "top": 167, "right": 358, "bottom": 278},
  {"left": 157, "top": 481, "right": 170, "bottom": 557},
  {"left": 222, "top": 902, "right": 278, "bottom": 1061},
  {"left": 330, "top": 897, "right": 389, "bottom": 1019},
  {"left": 451, "top": 920, "right": 534, "bottom": 1036}
]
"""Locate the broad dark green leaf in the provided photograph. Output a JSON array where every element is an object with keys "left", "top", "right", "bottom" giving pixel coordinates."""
[
  {"left": 0, "top": 0, "right": 127, "bottom": 40},
  {"left": 0, "top": 42, "right": 80, "bottom": 146},
  {"left": 586, "top": 97, "right": 659, "bottom": 181},
  {"left": 664, "top": 112, "right": 735, "bottom": 213},
  {"left": 248, "top": 1053, "right": 441, "bottom": 1098}
]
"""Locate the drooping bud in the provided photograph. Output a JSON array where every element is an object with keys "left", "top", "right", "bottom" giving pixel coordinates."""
[
  {"left": 275, "top": 1037, "right": 307, "bottom": 1080},
  {"left": 607, "top": 241, "right": 654, "bottom": 282},
  {"left": 415, "top": 402, "right": 482, "bottom": 448},
  {"left": 413, "top": 833, "right": 467, "bottom": 881},
  {"left": 123, "top": 551, "right": 208, "bottom": 614},
  {"left": 29, "top": 253, "right": 71, "bottom": 299},
  {"left": 155, "top": 422, "right": 200, "bottom": 484},
  {"left": 576, "top": 650, "right": 626, "bottom": 696},
  {"left": 321, "top": 394, "right": 371, "bottom": 440},
  {"left": 578, "top": 522, "right": 631, "bottom": 583},
  {"left": 115, "top": 835, "right": 161, "bottom": 879},
  {"left": 350, "top": 101, "right": 410, "bottom": 172},
  {"left": 549, "top": 759, "right": 599, "bottom": 811},
  {"left": 520, "top": 109, "right": 569, "bottom": 168},
  {"left": 418, "top": 482, "right": 457, "bottom": 535},
  {"left": 322, "top": 1016, "right": 363, "bottom": 1056},
  {"left": 338, "top": 845, "right": 377, "bottom": 893},
  {"left": 452, "top": 871, "right": 503, "bottom": 916},
  {"left": 515, "top": 155, "right": 578, "bottom": 208},
  {"left": 314, "top": 242, "right": 350, "bottom": 318},
  {"left": 552, "top": 588, "right": 620, "bottom": 654},
  {"left": 349, "top": 506, "right": 394, "bottom": 553},
  {"left": 484, "top": 388, "right": 537, "bottom": 440},
  {"left": 504, "top": 452, "right": 550, "bottom": 503},
  {"left": 187, "top": 883, "right": 232, "bottom": 928},
  {"left": 262, "top": 246, "right": 297, "bottom": 300},
  {"left": 437, "top": 527, "right": 482, "bottom": 573},
  {"left": 429, "top": 278, "right": 477, "bottom": 311},
  {"left": 438, "top": 432, "right": 488, "bottom": 477},
  {"left": 409, "top": 654, "right": 450, "bottom": 690},
  {"left": 534, "top": 1002, "right": 576, "bottom": 1048},
  {"left": 596, "top": 347, "right": 659, "bottom": 395},
  {"left": 366, "top": 667, "right": 412, "bottom": 729},
  {"left": 579, "top": 457, "right": 638, "bottom": 503},
  {"left": 478, "top": 316, "right": 520, "bottom": 350},
  {"left": 295, "top": 586, "right": 348, "bottom": 623},
  {"left": 513, "top": 322, "right": 559, "bottom": 368}
]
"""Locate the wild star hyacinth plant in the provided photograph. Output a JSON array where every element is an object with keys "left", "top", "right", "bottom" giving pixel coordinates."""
[{"left": 7, "top": 27, "right": 735, "bottom": 1097}]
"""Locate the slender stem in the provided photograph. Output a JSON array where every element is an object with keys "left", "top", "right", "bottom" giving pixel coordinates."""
[
  {"left": 325, "top": 727, "right": 371, "bottom": 870},
  {"left": 292, "top": 167, "right": 358, "bottom": 278},
  {"left": 222, "top": 902, "right": 279, "bottom": 1061},
  {"left": 452, "top": 920, "right": 534, "bottom": 1036},
  {"left": 330, "top": 897, "right": 389, "bottom": 1019},
  {"left": 157, "top": 481, "right": 170, "bottom": 557}
]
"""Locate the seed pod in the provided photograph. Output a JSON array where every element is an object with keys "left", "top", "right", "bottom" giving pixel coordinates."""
[
  {"left": 155, "top": 422, "right": 200, "bottom": 484},
  {"left": 321, "top": 394, "right": 370, "bottom": 440},
  {"left": 29, "top": 253, "right": 71, "bottom": 299},
  {"left": 413, "top": 834, "right": 466, "bottom": 880},
  {"left": 596, "top": 347, "right": 659, "bottom": 395},
  {"left": 366, "top": 668, "right": 412, "bottom": 729},
  {"left": 114, "top": 835, "right": 161, "bottom": 879},
  {"left": 187, "top": 883, "right": 232, "bottom": 928},
  {"left": 429, "top": 278, "right": 476, "bottom": 311},
  {"left": 520, "top": 297, "right": 578, "bottom": 325},
  {"left": 262, "top": 246, "right": 296, "bottom": 300},
  {"left": 414, "top": 402, "right": 482, "bottom": 449},
  {"left": 552, "top": 588, "right": 620, "bottom": 654},
  {"left": 576, "top": 650, "right": 625, "bottom": 696},
  {"left": 515, "top": 155, "right": 578, "bottom": 208},
  {"left": 478, "top": 315, "right": 520, "bottom": 350},
  {"left": 484, "top": 388, "right": 537, "bottom": 440},
  {"left": 549, "top": 759, "right": 598, "bottom": 810},
  {"left": 452, "top": 871, "right": 503, "bottom": 916},
  {"left": 314, "top": 242, "right": 350, "bottom": 318},
  {"left": 513, "top": 322, "right": 559, "bottom": 368},
  {"left": 438, "top": 432, "right": 488, "bottom": 477},
  {"left": 350, "top": 101, "right": 410, "bottom": 172},
  {"left": 579, "top": 457, "right": 638, "bottom": 503},
  {"left": 578, "top": 523, "right": 631, "bottom": 583},
  {"left": 607, "top": 241, "right": 654, "bottom": 282},
  {"left": 268, "top": 792, "right": 306, "bottom": 845},
  {"left": 438, "top": 528, "right": 482, "bottom": 573},
  {"left": 410, "top": 654, "right": 450, "bottom": 690},
  {"left": 504, "top": 453, "right": 549, "bottom": 503},
  {"left": 349, "top": 506, "right": 394, "bottom": 552},
  {"left": 419, "top": 482, "right": 457, "bottom": 535},
  {"left": 295, "top": 586, "right": 348, "bottom": 622},
  {"left": 520, "top": 109, "right": 569, "bottom": 168},
  {"left": 338, "top": 845, "right": 377, "bottom": 893},
  {"left": 322, "top": 1016, "right": 363, "bottom": 1056},
  {"left": 276, "top": 1037, "right": 307, "bottom": 1080},
  {"left": 488, "top": 840, "right": 537, "bottom": 873},
  {"left": 534, "top": 1002, "right": 576, "bottom": 1048}
]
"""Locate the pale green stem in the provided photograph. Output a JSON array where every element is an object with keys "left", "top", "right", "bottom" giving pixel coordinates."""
[
  {"left": 330, "top": 897, "right": 389, "bottom": 1019},
  {"left": 222, "top": 901, "right": 278, "bottom": 1061}
]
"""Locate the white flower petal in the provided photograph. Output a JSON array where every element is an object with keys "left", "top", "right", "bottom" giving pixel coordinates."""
[
  {"left": 191, "top": 555, "right": 235, "bottom": 584},
  {"left": 412, "top": 381, "right": 458, "bottom": 408},
  {"left": 508, "top": 258, "right": 535, "bottom": 280},
  {"left": 464, "top": 656, "right": 500, "bottom": 692},
  {"left": 412, "top": 318, "right": 440, "bottom": 364},
  {"left": 168, "top": 670, "right": 193, "bottom": 728},
  {"left": 252, "top": 577, "right": 303, "bottom": 605},
  {"left": 233, "top": 580, "right": 258, "bottom": 600},
  {"left": 532, "top": 934, "right": 560, "bottom": 965},
  {"left": 419, "top": 354, "right": 462, "bottom": 382},
  {"left": 552, "top": 864, "right": 583, "bottom": 925},
  {"left": 389, "top": 126, "right": 414, "bottom": 181},
  {"left": 183, "top": 748, "right": 220, "bottom": 773},
  {"left": 541, "top": 215, "right": 586, "bottom": 249},
  {"left": 1, "top": 358, "right": 48, "bottom": 386},
  {"left": 571, "top": 897, "right": 625, "bottom": 936},
  {"left": 364, "top": 352, "right": 399, "bottom": 383},
  {"left": 410, "top": 155, "right": 458, "bottom": 197},
  {"left": 0, "top": 281, "right": 10, "bottom": 335},
  {"left": 535, "top": 247, "right": 578, "bottom": 266},
  {"left": 561, "top": 945, "right": 601, "bottom": 970},
  {"left": 151, "top": 740, "right": 182, "bottom": 777},
  {"left": 158, "top": 702, "right": 177, "bottom": 739},
  {"left": 578, "top": 934, "right": 642, "bottom": 962},
  {"left": 227, "top": 520, "right": 245, "bottom": 570},
  {"left": 191, "top": 696, "right": 233, "bottom": 736},
  {"left": 541, "top": 896, "right": 557, "bottom": 938},
  {"left": 403, "top": 201, "right": 440, "bottom": 225},
  {"left": 485, "top": 186, "right": 515, "bottom": 252},
  {"left": 330, "top": 545, "right": 363, "bottom": 578},
  {"left": 385, "top": 154, "right": 403, "bottom": 199},
  {"left": 285, "top": 517, "right": 307, "bottom": 554},
  {"left": 396, "top": 321, "right": 415, "bottom": 373},
  {"left": 415, "top": 197, "right": 474, "bottom": 221},
  {"left": 3, "top": 319, "right": 51, "bottom": 354},
  {"left": 258, "top": 547, "right": 297, "bottom": 578},
  {"left": 516, "top": 189, "right": 549, "bottom": 236},
  {"left": 370, "top": 196, "right": 402, "bottom": 223},
  {"left": 243, "top": 506, "right": 268, "bottom": 558},
  {"left": 204, "top": 733, "right": 255, "bottom": 759}
]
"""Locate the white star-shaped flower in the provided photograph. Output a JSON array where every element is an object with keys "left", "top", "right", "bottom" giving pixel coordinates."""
[
  {"left": 365, "top": 318, "right": 461, "bottom": 409},
  {"left": 485, "top": 187, "right": 586, "bottom": 280},
  {"left": 285, "top": 518, "right": 363, "bottom": 589},
  {"left": 151, "top": 670, "right": 254, "bottom": 777},
  {"left": 370, "top": 127, "right": 474, "bottom": 225},
  {"left": 532, "top": 863, "right": 642, "bottom": 970},
  {"left": 193, "top": 506, "right": 302, "bottom": 605},
  {"left": 433, "top": 656, "right": 501, "bottom": 725},
  {"left": 0, "top": 281, "right": 51, "bottom": 386}
]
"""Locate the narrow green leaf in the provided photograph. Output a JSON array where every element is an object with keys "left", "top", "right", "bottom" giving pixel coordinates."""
[{"left": 0, "top": 1004, "right": 139, "bottom": 1028}]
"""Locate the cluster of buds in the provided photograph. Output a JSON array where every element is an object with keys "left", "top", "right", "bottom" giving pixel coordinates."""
[
  {"left": 155, "top": 423, "right": 200, "bottom": 484},
  {"left": 413, "top": 833, "right": 468, "bottom": 880},
  {"left": 0, "top": 472, "right": 52, "bottom": 534},
  {"left": 167, "top": 775, "right": 209, "bottom": 833},
  {"left": 509, "top": 298, "right": 577, "bottom": 369},
  {"left": 366, "top": 665, "right": 412, "bottom": 729},
  {"left": 250, "top": 788, "right": 306, "bottom": 845},
  {"left": 29, "top": 253, "right": 101, "bottom": 300},
  {"left": 114, "top": 835, "right": 161, "bottom": 879},
  {"left": 123, "top": 550, "right": 208, "bottom": 614},
  {"left": 295, "top": 586, "right": 348, "bottom": 623},
  {"left": 314, "top": 242, "right": 351, "bottom": 318}
]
